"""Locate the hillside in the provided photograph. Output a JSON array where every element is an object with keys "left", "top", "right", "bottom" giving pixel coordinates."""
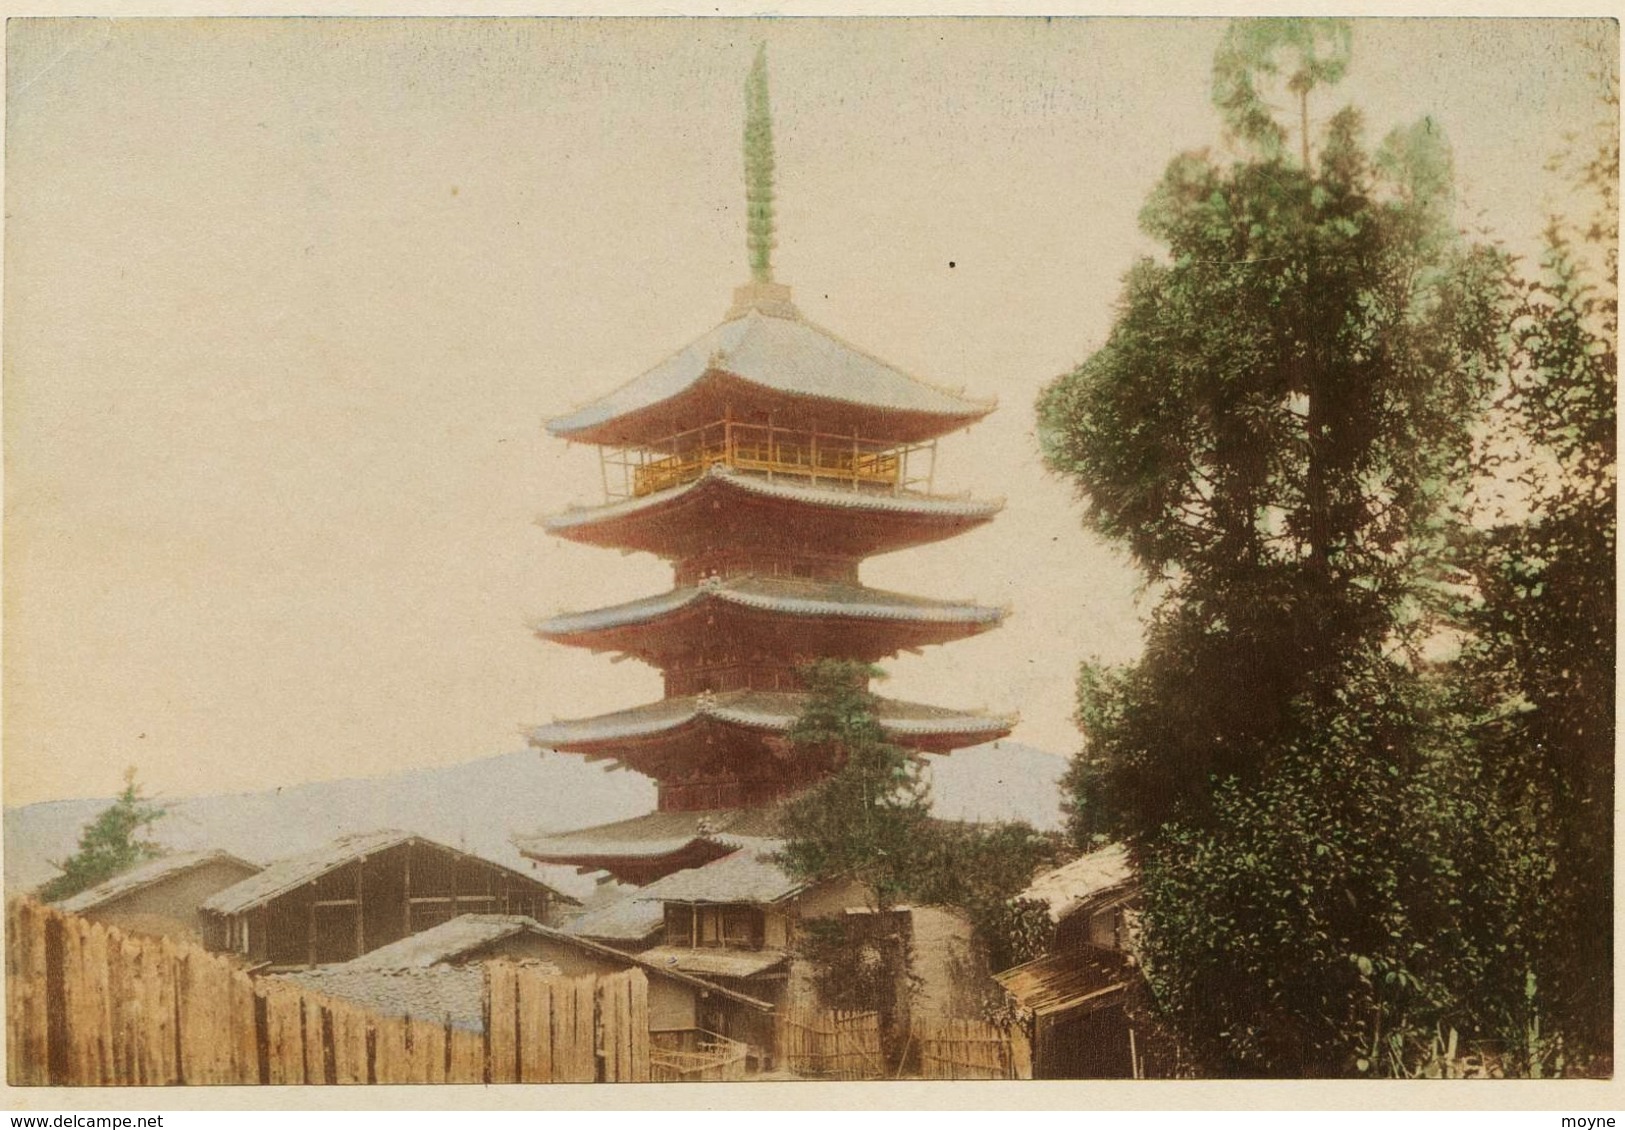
[{"left": 4, "top": 741, "right": 1066, "bottom": 900}]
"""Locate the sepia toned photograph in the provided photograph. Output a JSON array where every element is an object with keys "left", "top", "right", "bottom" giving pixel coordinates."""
[{"left": 2, "top": 13, "right": 1615, "bottom": 1094}]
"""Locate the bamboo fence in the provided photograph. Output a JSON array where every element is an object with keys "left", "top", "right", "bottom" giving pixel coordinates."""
[
  {"left": 775, "top": 1007, "right": 884, "bottom": 1080},
  {"left": 913, "top": 1015, "right": 1030, "bottom": 1080},
  {"left": 6, "top": 899, "right": 651, "bottom": 1085}
]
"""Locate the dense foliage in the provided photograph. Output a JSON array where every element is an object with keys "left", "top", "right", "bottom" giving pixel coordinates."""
[
  {"left": 1032, "top": 18, "right": 1609, "bottom": 1076},
  {"left": 38, "top": 769, "right": 167, "bottom": 904},
  {"left": 1452, "top": 65, "right": 1618, "bottom": 1066}
]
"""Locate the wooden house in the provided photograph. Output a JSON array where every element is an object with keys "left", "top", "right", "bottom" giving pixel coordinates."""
[
  {"left": 198, "top": 830, "right": 577, "bottom": 968},
  {"left": 994, "top": 843, "right": 1148, "bottom": 1079},
  {"left": 52, "top": 849, "right": 262, "bottom": 944}
]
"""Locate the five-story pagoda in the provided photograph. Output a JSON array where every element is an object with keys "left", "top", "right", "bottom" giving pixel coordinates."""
[{"left": 519, "top": 50, "right": 1011, "bottom": 885}]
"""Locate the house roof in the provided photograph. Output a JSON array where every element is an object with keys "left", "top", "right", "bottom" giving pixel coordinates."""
[
  {"left": 547, "top": 310, "right": 993, "bottom": 444},
  {"left": 529, "top": 690, "right": 1012, "bottom": 751},
  {"left": 276, "top": 966, "right": 489, "bottom": 1032},
  {"left": 559, "top": 894, "right": 667, "bottom": 944},
  {"left": 345, "top": 914, "right": 549, "bottom": 970},
  {"left": 515, "top": 807, "right": 782, "bottom": 865},
  {"left": 54, "top": 850, "right": 261, "bottom": 914},
  {"left": 637, "top": 945, "right": 790, "bottom": 980},
  {"left": 534, "top": 576, "right": 1004, "bottom": 640},
  {"left": 633, "top": 841, "right": 803, "bottom": 907},
  {"left": 200, "top": 830, "right": 578, "bottom": 916},
  {"left": 544, "top": 464, "right": 1003, "bottom": 535},
  {"left": 335, "top": 913, "right": 775, "bottom": 1012},
  {"left": 993, "top": 945, "right": 1136, "bottom": 1018},
  {"left": 1018, "top": 844, "right": 1136, "bottom": 924}
]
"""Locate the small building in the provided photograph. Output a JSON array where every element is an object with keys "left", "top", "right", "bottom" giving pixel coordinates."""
[
  {"left": 994, "top": 844, "right": 1147, "bottom": 1079},
  {"left": 199, "top": 830, "right": 578, "bottom": 968},
  {"left": 1018, "top": 842, "right": 1137, "bottom": 952},
  {"left": 627, "top": 839, "right": 915, "bottom": 1060},
  {"left": 53, "top": 850, "right": 262, "bottom": 944}
]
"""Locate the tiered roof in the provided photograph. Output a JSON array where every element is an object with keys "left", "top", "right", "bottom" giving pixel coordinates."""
[
  {"left": 548, "top": 308, "right": 994, "bottom": 446},
  {"left": 530, "top": 690, "right": 1012, "bottom": 760},
  {"left": 544, "top": 464, "right": 1001, "bottom": 558},
  {"left": 535, "top": 575, "right": 1004, "bottom": 657}
]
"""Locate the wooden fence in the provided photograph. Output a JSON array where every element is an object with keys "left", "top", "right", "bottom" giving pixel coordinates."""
[
  {"left": 6, "top": 899, "right": 650, "bottom": 1085},
  {"left": 913, "top": 1016, "right": 1030, "bottom": 1080},
  {"left": 775, "top": 1007, "right": 884, "bottom": 1080}
]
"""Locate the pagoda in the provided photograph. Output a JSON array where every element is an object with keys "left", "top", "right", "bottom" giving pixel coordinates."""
[{"left": 519, "top": 50, "right": 1012, "bottom": 886}]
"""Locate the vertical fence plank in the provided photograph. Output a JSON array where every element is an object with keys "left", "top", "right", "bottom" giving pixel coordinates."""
[
  {"left": 486, "top": 963, "right": 518, "bottom": 1084},
  {"left": 516, "top": 967, "right": 552, "bottom": 1084},
  {"left": 628, "top": 969, "right": 650, "bottom": 1083},
  {"left": 573, "top": 974, "right": 596, "bottom": 1083}
]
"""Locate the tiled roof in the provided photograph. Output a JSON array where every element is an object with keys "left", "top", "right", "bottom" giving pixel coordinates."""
[
  {"left": 547, "top": 311, "right": 992, "bottom": 440},
  {"left": 276, "top": 966, "right": 488, "bottom": 1031},
  {"left": 1018, "top": 844, "right": 1135, "bottom": 924},
  {"left": 515, "top": 808, "right": 782, "bottom": 863},
  {"left": 633, "top": 842, "right": 802, "bottom": 907},
  {"left": 993, "top": 945, "right": 1136, "bottom": 1018},
  {"left": 201, "top": 830, "right": 576, "bottom": 916},
  {"left": 529, "top": 691, "right": 1013, "bottom": 750},
  {"left": 55, "top": 850, "right": 261, "bottom": 913},
  {"left": 637, "top": 945, "right": 790, "bottom": 980},
  {"left": 544, "top": 465, "right": 1003, "bottom": 533},
  {"left": 346, "top": 914, "right": 548, "bottom": 970},
  {"left": 559, "top": 895, "right": 667, "bottom": 943},
  {"left": 535, "top": 576, "right": 1004, "bottom": 638}
]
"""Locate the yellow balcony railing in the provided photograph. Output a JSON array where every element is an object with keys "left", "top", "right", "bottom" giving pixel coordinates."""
[{"left": 607, "top": 421, "right": 925, "bottom": 500}]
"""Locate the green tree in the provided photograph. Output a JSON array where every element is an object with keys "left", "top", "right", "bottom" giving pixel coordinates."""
[
  {"left": 776, "top": 660, "right": 1059, "bottom": 1033},
  {"left": 1037, "top": 19, "right": 1512, "bottom": 1075},
  {"left": 1454, "top": 54, "right": 1617, "bottom": 1067},
  {"left": 38, "top": 768, "right": 167, "bottom": 903},
  {"left": 776, "top": 659, "right": 933, "bottom": 912}
]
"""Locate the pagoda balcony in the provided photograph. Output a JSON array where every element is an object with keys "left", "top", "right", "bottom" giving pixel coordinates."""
[{"left": 599, "top": 420, "right": 937, "bottom": 503}]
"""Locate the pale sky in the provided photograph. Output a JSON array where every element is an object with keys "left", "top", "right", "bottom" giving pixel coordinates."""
[{"left": 4, "top": 16, "right": 1612, "bottom": 806}]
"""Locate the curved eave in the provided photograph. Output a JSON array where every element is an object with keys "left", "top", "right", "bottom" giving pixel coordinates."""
[
  {"left": 543, "top": 466, "right": 1002, "bottom": 557},
  {"left": 547, "top": 312, "right": 995, "bottom": 447},
  {"left": 533, "top": 582, "right": 1006, "bottom": 655},
  {"left": 528, "top": 692, "right": 1014, "bottom": 758}
]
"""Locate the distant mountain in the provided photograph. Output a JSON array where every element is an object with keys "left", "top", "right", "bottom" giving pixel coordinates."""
[{"left": 5, "top": 741, "right": 1067, "bottom": 900}]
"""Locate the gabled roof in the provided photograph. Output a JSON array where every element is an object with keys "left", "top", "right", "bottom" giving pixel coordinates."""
[
  {"left": 529, "top": 690, "right": 1012, "bottom": 752},
  {"left": 547, "top": 310, "right": 993, "bottom": 445},
  {"left": 276, "top": 965, "right": 488, "bottom": 1031},
  {"left": 336, "top": 913, "right": 774, "bottom": 1012},
  {"left": 994, "top": 945, "right": 1136, "bottom": 1018},
  {"left": 534, "top": 576, "right": 1004, "bottom": 641},
  {"left": 1018, "top": 844, "right": 1136, "bottom": 924},
  {"left": 633, "top": 840, "right": 802, "bottom": 907},
  {"left": 201, "top": 830, "right": 578, "bottom": 916},
  {"left": 516, "top": 808, "right": 780, "bottom": 866},
  {"left": 54, "top": 850, "right": 261, "bottom": 914},
  {"left": 346, "top": 914, "right": 552, "bottom": 970}
]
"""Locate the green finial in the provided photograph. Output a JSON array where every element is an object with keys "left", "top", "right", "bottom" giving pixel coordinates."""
[{"left": 744, "top": 44, "right": 776, "bottom": 283}]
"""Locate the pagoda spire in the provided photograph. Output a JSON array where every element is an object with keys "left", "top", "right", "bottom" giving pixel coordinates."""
[{"left": 744, "top": 44, "right": 776, "bottom": 283}]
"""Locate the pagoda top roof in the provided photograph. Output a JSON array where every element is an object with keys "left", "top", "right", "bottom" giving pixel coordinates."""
[
  {"left": 534, "top": 576, "right": 1004, "bottom": 641},
  {"left": 546, "top": 301, "right": 994, "bottom": 446},
  {"left": 529, "top": 690, "right": 1013, "bottom": 752}
]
